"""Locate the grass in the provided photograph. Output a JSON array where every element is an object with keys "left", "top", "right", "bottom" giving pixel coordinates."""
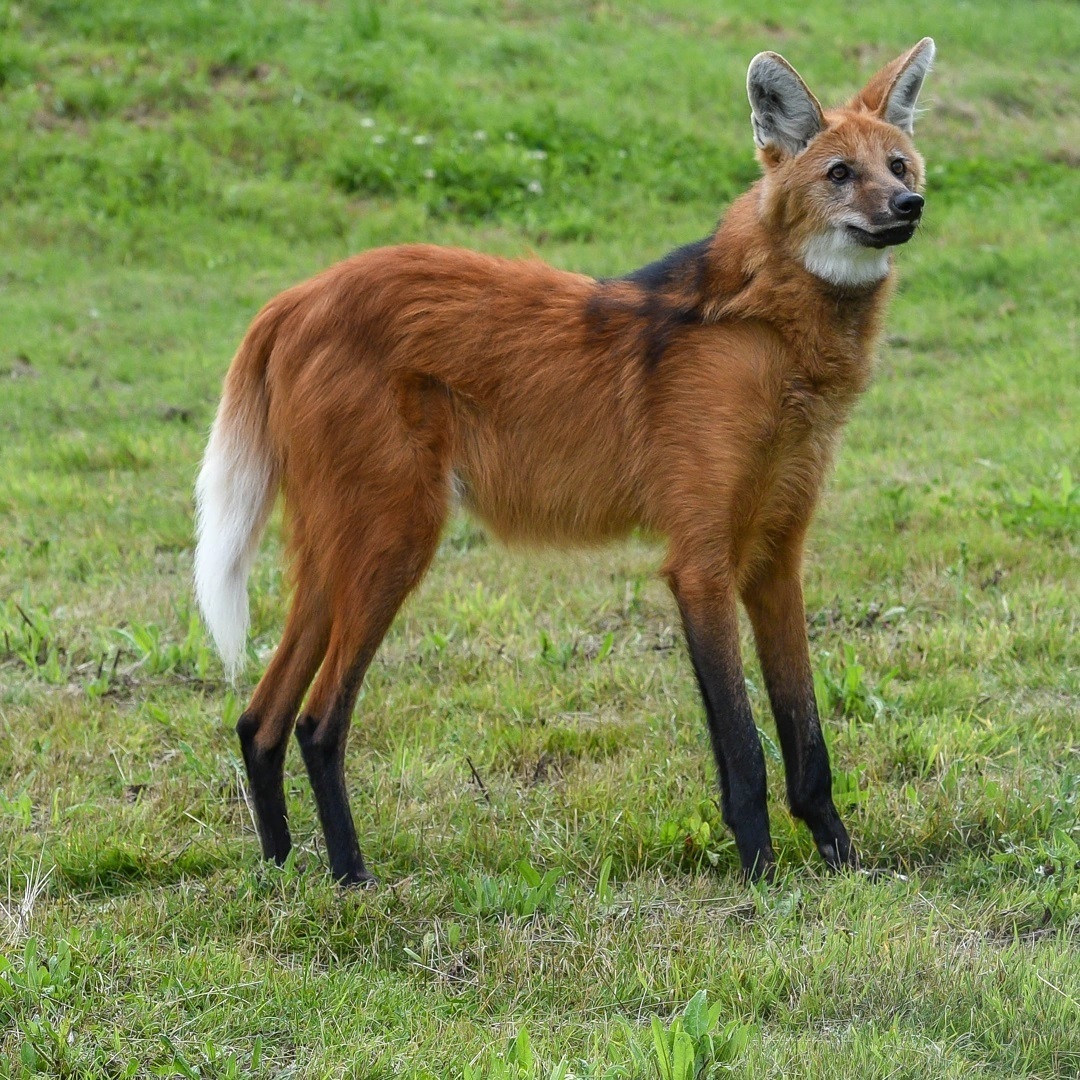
[{"left": 1, "top": 0, "right": 1078, "bottom": 1076}]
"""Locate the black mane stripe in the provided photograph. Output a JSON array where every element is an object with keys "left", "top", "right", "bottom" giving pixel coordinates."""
[
  {"left": 621, "top": 236, "right": 713, "bottom": 291},
  {"left": 589, "top": 235, "right": 714, "bottom": 368}
]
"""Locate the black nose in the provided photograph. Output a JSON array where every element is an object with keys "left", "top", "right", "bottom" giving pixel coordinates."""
[{"left": 890, "top": 191, "right": 924, "bottom": 220}]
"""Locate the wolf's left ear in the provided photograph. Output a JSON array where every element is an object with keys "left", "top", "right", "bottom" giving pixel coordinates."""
[
  {"left": 747, "top": 52, "right": 825, "bottom": 158},
  {"left": 855, "top": 37, "right": 936, "bottom": 133}
]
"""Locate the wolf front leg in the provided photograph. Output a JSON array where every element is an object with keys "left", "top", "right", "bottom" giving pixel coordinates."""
[
  {"left": 742, "top": 541, "right": 856, "bottom": 871},
  {"left": 668, "top": 565, "right": 775, "bottom": 880}
]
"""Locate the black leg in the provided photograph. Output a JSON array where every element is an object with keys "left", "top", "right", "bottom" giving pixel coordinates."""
[
  {"left": 743, "top": 566, "right": 856, "bottom": 871},
  {"left": 671, "top": 579, "right": 775, "bottom": 880},
  {"left": 763, "top": 675, "right": 853, "bottom": 870},
  {"left": 232, "top": 579, "right": 333, "bottom": 871},
  {"left": 292, "top": 643, "right": 381, "bottom": 889},
  {"left": 294, "top": 711, "right": 375, "bottom": 887},
  {"left": 237, "top": 710, "right": 292, "bottom": 865}
]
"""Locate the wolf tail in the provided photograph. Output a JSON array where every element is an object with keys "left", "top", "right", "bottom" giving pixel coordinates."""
[{"left": 193, "top": 303, "right": 287, "bottom": 680}]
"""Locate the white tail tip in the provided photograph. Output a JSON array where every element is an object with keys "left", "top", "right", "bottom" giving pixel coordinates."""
[{"left": 194, "top": 412, "right": 275, "bottom": 682}]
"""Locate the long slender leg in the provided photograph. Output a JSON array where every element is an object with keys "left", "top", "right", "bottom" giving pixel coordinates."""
[
  {"left": 294, "top": 644, "right": 379, "bottom": 887},
  {"left": 742, "top": 546, "right": 855, "bottom": 871},
  {"left": 668, "top": 565, "right": 774, "bottom": 880},
  {"left": 295, "top": 521, "right": 445, "bottom": 886},
  {"left": 236, "top": 568, "right": 331, "bottom": 865}
]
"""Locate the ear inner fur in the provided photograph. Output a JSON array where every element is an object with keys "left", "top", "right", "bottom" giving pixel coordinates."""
[
  {"left": 849, "top": 37, "right": 936, "bottom": 132},
  {"left": 747, "top": 51, "right": 826, "bottom": 157},
  {"left": 881, "top": 38, "right": 935, "bottom": 132}
]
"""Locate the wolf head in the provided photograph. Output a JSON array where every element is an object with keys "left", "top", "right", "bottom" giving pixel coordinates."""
[{"left": 747, "top": 38, "right": 935, "bottom": 288}]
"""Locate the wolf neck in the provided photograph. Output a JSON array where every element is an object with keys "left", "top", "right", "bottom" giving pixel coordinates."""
[{"left": 706, "top": 191, "right": 892, "bottom": 388}]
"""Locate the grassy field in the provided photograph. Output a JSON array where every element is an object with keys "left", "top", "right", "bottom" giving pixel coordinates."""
[{"left": 1, "top": 0, "right": 1078, "bottom": 1076}]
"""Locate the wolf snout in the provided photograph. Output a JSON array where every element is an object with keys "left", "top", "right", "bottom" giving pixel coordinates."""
[{"left": 889, "top": 191, "right": 924, "bottom": 221}]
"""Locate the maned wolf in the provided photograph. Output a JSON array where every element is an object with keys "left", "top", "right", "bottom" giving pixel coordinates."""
[{"left": 195, "top": 39, "right": 935, "bottom": 884}]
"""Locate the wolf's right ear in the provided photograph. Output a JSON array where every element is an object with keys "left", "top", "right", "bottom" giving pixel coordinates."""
[{"left": 747, "top": 52, "right": 825, "bottom": 159}]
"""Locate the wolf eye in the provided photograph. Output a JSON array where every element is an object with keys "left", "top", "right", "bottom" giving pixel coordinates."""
[
  {"left": 828, "top": 163, "right": 852, "bottom": 183},
  {"left": 890, "top": 159, "right": 907, "bottom": 177}
]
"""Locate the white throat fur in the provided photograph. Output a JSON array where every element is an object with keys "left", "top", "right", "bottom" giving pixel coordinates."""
[{"left": 802, "top": 229, "right": 891, "bottom": 288}]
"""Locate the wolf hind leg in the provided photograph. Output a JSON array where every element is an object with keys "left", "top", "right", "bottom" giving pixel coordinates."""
[
  {"left": 236, "top": 557, "right": 332, "bottom": 866},
  {"left": 293, "top": 481, "right": 448, "bottom": 885}
]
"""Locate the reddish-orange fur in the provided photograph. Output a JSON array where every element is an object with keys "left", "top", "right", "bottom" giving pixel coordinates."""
[{"left": 198, "top": 40, "right": 934, "bottom": 883}]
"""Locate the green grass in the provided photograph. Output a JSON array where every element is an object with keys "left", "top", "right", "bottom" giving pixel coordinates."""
[{"left": 1, "top": 0, "right": 1078, "bottom": 1076}]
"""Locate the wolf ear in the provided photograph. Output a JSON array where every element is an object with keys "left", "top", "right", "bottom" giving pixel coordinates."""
[
  {"left": 855, "top": 37, "right": 936, "bottom": 134},
  {"left": 747, "top": 52, "right": 825, "bottom": 158}
]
